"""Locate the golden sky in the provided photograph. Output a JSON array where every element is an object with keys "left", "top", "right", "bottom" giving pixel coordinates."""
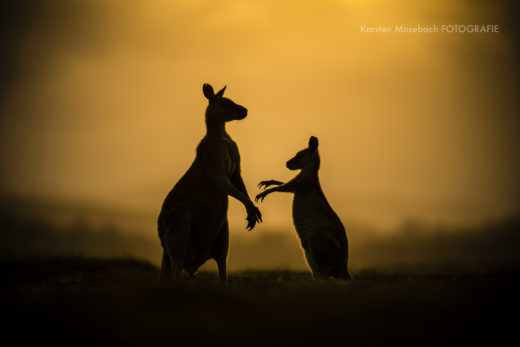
[{"left": 1, "top": 0, "right": 519, "bottom": 233}]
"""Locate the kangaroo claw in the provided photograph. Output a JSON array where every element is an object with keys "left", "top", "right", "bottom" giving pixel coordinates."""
[
  {"left": 258, "top": 180, "right": 283, "bottom": 190},
  {"left": 255, "top": 192, "right": 266, "bottom": 203},
  {"left": 246, "top": 204, "right": 262, "bottom": 230},
  {"left": 258, "top": 181, "right": 270, "bottom": 190}
]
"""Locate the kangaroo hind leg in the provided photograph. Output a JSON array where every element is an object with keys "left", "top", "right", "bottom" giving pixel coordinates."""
[
  {"left": 336, "top": 260, "right": 354, "bottom": 280},
  {"left": 212, "top": 220, "right": 229, "bottom": 282},
  {"left": 303, "top": 245, "right": 321, "bottom": 279},
  {"left": 306, "top": 235, "right": 340, "bottom": 280},
  {"left": 157, "top": 249, "right": 172, "bottom": 283},
  {"left": 163, "top": 211, "right": 192, "bottom": 280}
]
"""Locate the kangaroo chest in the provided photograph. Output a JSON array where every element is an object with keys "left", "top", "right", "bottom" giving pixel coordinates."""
[
  {"left": 292, "top": 192, "right": 322, "bottom": 241},
  {"left": 221, "top": 138, "right": 238, "bottom": 178},
  {"left": 292, "top": 190, "right": 341, "bottom": 244}
]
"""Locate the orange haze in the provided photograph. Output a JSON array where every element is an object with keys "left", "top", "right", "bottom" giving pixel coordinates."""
[{"left": 1, "top": 0, "right": 519, "bottom": 236}]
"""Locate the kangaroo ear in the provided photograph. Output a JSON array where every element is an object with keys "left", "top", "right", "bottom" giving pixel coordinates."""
[
  {"left": 215, "top": 85, "right": 227, "bottom": 97},
  {"left": 203, "top": 83, "right": 215, "bottom": 100},
  {"left": 309, "top": 136, "right": 319, "bottom": 151}
]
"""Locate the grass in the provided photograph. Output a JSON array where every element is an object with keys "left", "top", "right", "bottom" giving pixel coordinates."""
[{"left": 2, "top": 256, "right": 519, "bottom": 346}]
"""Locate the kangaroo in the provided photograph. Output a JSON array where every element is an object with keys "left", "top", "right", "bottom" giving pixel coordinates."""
[
  {"left": 256, "top": 136, "right": 352, "bottom": 280},
  {"left": 157, "top": 83, "right": 262, "bottom": 282}
]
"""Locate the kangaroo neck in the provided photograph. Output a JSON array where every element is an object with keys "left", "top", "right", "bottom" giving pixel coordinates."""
[
  {"left": 205, "top": 118, "right": 227, "bottom": 139},
  {"left": 296, "top": 169, "right": 321, "bottom": 190}
]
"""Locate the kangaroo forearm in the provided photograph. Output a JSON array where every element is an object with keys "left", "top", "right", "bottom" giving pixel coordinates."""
[
  {"left": 213, "top": 175, "right": 251, "bottom": 205},
  {"left": 276, "top": 181, "right": 298, "bottom": 193},
  {"left": 264, "top": 180, "right": 284, "bottom": 186},
  {"left": 231, "top": 172, "right": 250, "bottom": 199},
  {"left": 266, "top": 183, "right": 293, "bottom": 194},
  {"left": 203, "top": 156, "right": 251, "bottom": 206}
]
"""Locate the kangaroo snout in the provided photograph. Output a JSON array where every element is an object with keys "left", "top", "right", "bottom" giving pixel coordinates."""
[
  {"left": 286, "top": 159, "right": 298, "bottom": 170},
  {"left": 237, "top": 106, "right": 248, "bottom": 120}
]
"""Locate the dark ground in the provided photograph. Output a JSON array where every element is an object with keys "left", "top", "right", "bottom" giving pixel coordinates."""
[{"left": 2, "top": 256, "right": 518, "bottom": 346}]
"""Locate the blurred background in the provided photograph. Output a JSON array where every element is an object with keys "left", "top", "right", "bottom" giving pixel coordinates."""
[{"left": 1, "top": 0, "right": 519, "bottom": 271}]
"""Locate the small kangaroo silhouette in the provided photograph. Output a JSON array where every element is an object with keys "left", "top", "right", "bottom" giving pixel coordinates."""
[
  {"left": 256, "top": 136, "right": 352, "bottom": 280},
  {"left": 157, "top": 83, "right": 262, "bottom": 282}
]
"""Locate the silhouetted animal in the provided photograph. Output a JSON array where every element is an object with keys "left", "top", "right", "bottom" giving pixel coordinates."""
[
  {"left": 256, "top": 136, "right": 352, "bottom": 280},
  {"left": 157, "top": 83, "right": 262, "bottom": 281}
]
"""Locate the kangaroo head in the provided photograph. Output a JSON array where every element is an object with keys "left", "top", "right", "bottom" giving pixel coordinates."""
[
  {"left": 203, "top": 83, "right": 248, "bottom": 123},
  {"left": 286, "top": 136, "right": 320, "bottom": 171}
]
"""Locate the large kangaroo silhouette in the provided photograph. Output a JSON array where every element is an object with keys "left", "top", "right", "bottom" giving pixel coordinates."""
[
  {"left": 158, "top": 83, "right": 262, "bottom": 281},
  {"left": 256, "top": 136, "right": 352, "bottom": 280}
]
